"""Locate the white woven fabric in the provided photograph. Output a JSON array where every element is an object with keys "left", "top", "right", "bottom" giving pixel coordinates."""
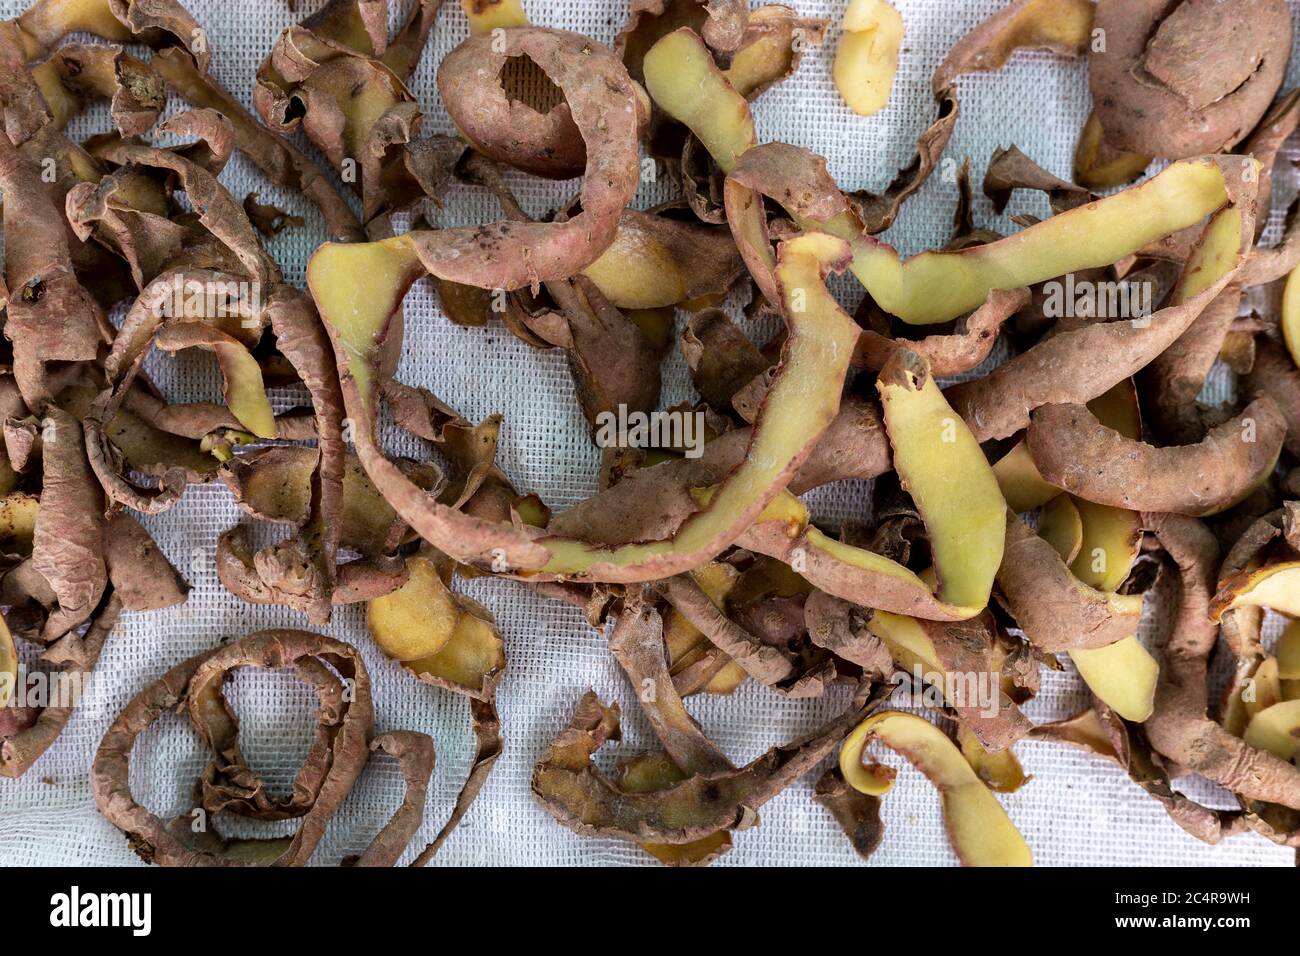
[{"left": 0, "top": 0, "right": 1296, "bottom": 867}]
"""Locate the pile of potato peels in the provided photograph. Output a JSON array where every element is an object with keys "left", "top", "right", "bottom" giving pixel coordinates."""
[{"left": 1, "top": 0, "right": 1299, "bottom": 867}]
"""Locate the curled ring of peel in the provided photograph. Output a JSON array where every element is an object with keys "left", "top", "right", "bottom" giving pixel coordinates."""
[
  {"left": 92, "top": 629, "right": 499, "bottom": 866},
  {"left": 838, "top": 711, "right": 1033, "bottom": 866},
  {"left": 833, "top": 0, "right": 903, "bottom": 118}
]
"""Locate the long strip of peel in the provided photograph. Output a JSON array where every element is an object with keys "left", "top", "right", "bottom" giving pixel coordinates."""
[
  {"left": 839, "top": 711, "right": 1033, "bottom": 866},
  {"left": 643, "top": 28, "right": 1242, "bottom": 325},
  {"left": 537, "top": 232, "right": 860, "bottom": 579},
  {"left": 316, "top": 232, "right": 858, "bottom": 580}
]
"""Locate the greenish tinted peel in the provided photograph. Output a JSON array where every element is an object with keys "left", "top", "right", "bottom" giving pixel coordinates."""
[
  {"left": 840, "top": 711, "right": 1033, "bottom": 866},
  {"left": 1069, "top": 639, "right": 1157, "bottom": 722},
  {"left": 877, "top": 351, "right": 1006, "bottom": 610},
  {"left": 855, "top": 159, "right": 1233, "bottom": 324},
  {"left": 643, "top": 28, "right": 756, "bottom": 173},
  {"left": 536, "top": 232, "right": 859, "bottom": 580}
]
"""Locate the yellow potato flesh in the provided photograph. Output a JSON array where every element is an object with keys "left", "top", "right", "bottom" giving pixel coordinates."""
[
  {"left": 1278, "top": 622, "right": 1300, "bottom": 681},
  {"left": 1051, "top": 383, "right": 1153, "bottom": 719},
  {"left": 1038, "top": 494, "right": 1083, "bottom": 565},
  {"left": 833, "top": 0, "right": 903, "bottom": 117},
  {"left": 956, "top": 726, "right": 1028, "bottom": 794},
  {"left": 854, "top": 161, "right": 1234, "bottom": 324},
  {"left": 1069, "top": 497, "right": 1141, "bottom": 592},
  {"left": 877, "top": 357, "right": 1006, "bottom": 610},
  {"left": 724, "top": 9, "right": 804, "bottom": 97},
  {"left": 211, "top": 341, "right": 277, "bottom": 440},
  {"left": 840, "top": 711, "right": 1033, "bottom": 866},
  {"left": 461, "top": 0, "right": 529, "bottom": 33},
  {"left": 1282, "top": 262, "right": 1300, "bottom": 368},
  {"left": 581, "top": 228, "right": 689, "bottom": 309},
  {"left": 865, "top": 609, "right": 940, "bottom": 677},
  {"left": 1070, "top": 639, "right": 1157, "bottom": 722},
  {"left": 1244, "top": 657, "right": 1282, "bottom": 721},
  {"left": 992, "top": 442, "right": 1059, "bottom": 513},
  {"left": 405, "top": 610, "right": 505, "bottom": 693},
  {"left": 540, "top": 232, "right": 860, "bottom": 574},
  {"left": 642, "top": 28, "right": 756, "bottom": 174},
  {"left": 1243, "top": 699, "right": 1300, "bottom": 761},
  {"left": 1073, "top": 111, "right": 1151, "bottom": 190},
  {"left": 1217, "top": 564, "right": 1300, "bottom": 619},
  {"left": 306, "top": 236, "right": 424, "bottom": 405},
  {"left": 0, "top": 614, "right": 16, "bottom": 711},
  {"left": 367, "top": 556, "right": 459, "bottom": 662}
]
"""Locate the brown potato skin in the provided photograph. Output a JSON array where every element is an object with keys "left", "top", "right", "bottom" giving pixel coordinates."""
[
  {"left": 1089, "top": 0, "right": 1292, "bottom": 159},
  {"left": 438, "top": 35, "right": 586, "bottom": 179},
  {"left": 1026, "top": 398, "right": 1286, "bottom": 516}
]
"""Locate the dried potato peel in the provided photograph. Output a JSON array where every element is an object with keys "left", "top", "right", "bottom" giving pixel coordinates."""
[{"left": 0, "top": 0, "right": 1288, "bottom": 870}]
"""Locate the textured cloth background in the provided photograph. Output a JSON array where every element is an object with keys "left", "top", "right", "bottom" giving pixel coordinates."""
[{"left": 0, "top": 0, "right": 1297, "bottom": 867}]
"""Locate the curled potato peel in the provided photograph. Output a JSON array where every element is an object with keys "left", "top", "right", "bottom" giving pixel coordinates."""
[
  {"left": 1026, "top": 398, "right": 1286, "bottom": 517},
  {"left": 839, "top": 711, "right": 1033, "bottom": 866}
]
